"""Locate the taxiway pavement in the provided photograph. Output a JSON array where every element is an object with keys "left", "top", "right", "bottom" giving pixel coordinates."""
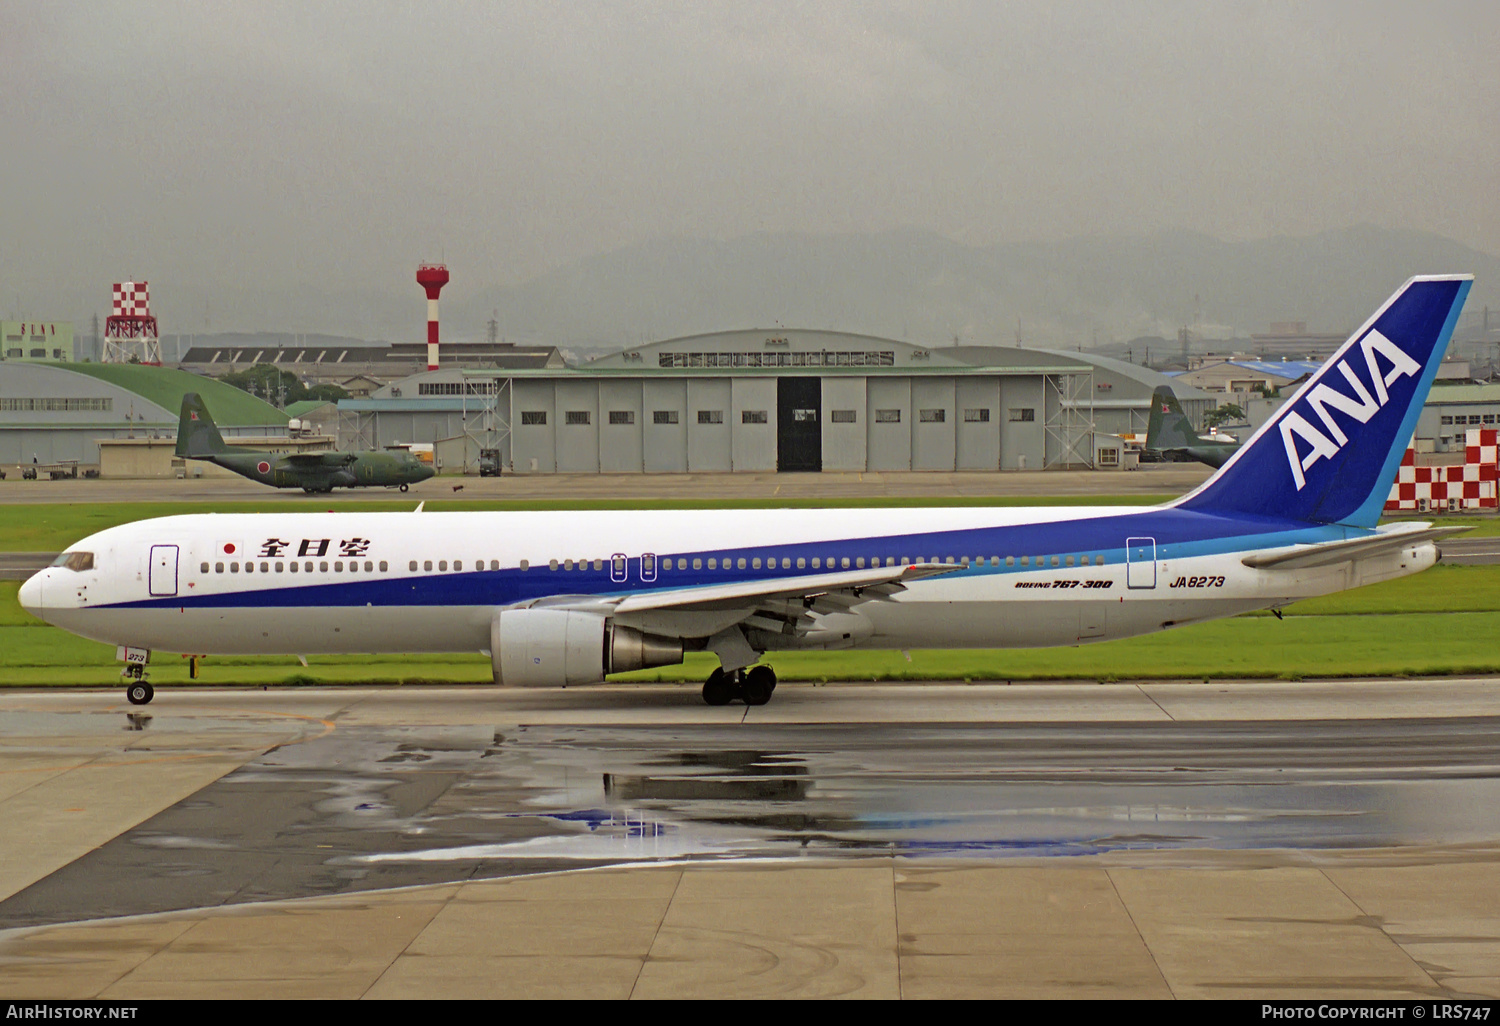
[{"left": 0, "top": 466, "right": 1213, "bottom": 505}]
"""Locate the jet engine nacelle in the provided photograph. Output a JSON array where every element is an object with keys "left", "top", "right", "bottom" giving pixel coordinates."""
[{"left": 490, "top": 609, "right": 684, "bottom": 687}]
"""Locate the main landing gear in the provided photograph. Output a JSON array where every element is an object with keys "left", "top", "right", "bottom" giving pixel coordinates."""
[
  {"left": 702, "top": 664, "right": 777, "bottom": 706},
  {"left": 123, "top": 664, "right": 154, "bottom": 706}
]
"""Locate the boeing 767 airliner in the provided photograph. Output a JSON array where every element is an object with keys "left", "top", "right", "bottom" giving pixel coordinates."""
[{"left": 20, "top": 276, "right": 1473, "bottom": 707}]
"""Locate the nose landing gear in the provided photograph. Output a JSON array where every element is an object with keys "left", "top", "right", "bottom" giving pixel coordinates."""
[
  {"left": 701, "top": 664, "right": 777, "bottom": 706},
  {"left": 123, "top": 664, "right": 154, "bottom": 706}
]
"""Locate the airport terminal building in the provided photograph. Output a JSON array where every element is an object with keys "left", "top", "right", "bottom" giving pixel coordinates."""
[{"left": 340, "top": 330, "right": 1215, "bottom": 474}]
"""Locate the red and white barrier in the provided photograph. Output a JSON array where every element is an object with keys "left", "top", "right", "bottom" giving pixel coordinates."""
[{"left": 1386, "top": 428, "right": 1499, "bottom": 512}]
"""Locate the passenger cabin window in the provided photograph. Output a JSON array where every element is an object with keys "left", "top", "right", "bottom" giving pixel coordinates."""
[
  {"left": 200, "top": 562, "right": 210, "bottom": 573},
  {"left": 410, "top": 561, "right": 419, "bottom": 571},
  {"left": 379, "top": 561, "right": 388, "bottom": 572}
]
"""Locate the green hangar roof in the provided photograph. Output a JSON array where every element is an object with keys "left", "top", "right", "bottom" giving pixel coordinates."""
[{"left": 50, "top": 363, "right": 287, "bottom": 425}]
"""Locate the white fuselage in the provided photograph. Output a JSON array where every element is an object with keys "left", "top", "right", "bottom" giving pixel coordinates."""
[{"left": 19, "top": 507, "right": 1436, "bottom": 658}]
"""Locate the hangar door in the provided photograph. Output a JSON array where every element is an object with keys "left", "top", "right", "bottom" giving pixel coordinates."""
[{"left": 777, "top": 377, "right": 821, "bottom": 472}]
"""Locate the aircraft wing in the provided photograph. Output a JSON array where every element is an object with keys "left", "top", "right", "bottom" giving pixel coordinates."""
[
  {"left": 597, "top": 562, "right": 964, "bottom": 645},
  {"left": 611, "top": 562, "right": 961, "bottom": 615},
  {"left": 283, "top": 452, "right": 358, "bottom": 467},
  {"left": 1241, "top": 525, "right": 1469, "bottom": 570}
]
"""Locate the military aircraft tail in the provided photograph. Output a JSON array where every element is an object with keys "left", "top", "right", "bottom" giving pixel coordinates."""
[
  {"left": 176, "top": 393, "right": 228, "bottom": 458},
  {"left": 1146, "top": 385, "right": 1203, "bottom": 451}
]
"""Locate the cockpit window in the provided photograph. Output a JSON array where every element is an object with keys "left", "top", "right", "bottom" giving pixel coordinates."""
[{"left": 51, "top": 551, "right": 94, "bottom": 572}]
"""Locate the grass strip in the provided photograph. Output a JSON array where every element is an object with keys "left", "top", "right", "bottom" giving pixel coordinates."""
[{"left": 3, "top": 609, "right": 1496, "bottom": 689}]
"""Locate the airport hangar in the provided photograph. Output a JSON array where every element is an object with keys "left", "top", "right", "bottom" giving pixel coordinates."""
[
  {"left": 336, "top": 330, "right": 1218, "bottom": 474},
  {"left": 0, "top": 361, "right": 290, "bottom": 471}
]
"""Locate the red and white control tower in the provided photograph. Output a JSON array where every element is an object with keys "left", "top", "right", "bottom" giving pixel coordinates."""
[
  {"left": 102, "top": 281, "right": 162, "bottom": 365},
  {"left": 416, "top": 263, "right": 450, "bottom": 371}
]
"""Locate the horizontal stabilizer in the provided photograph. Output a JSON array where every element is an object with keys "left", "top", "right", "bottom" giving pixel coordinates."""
[{"left": 1241, "top": 525, "right": 1469, "bottom": 570}]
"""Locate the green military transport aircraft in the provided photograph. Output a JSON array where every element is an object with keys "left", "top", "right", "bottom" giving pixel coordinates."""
[
  {"left": 176, "top": 393, "right": 435, "bottom": 493},
  {"left": 1144, "top": 385, "right": 1241, "bottom": 469}
]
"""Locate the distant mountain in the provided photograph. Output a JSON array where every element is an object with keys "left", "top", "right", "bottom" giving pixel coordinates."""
[{"left": 454, "top": 225, "right": 1500, "bottom": 352}]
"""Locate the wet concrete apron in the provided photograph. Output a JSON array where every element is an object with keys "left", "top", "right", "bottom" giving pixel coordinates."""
[{"left": 4, "top": 715, "right": 1500, "bottom": 928}]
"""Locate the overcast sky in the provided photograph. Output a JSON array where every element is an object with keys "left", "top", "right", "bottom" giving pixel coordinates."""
[{"left": 3, "top": 0, "right": 1497, "bottom": 334}]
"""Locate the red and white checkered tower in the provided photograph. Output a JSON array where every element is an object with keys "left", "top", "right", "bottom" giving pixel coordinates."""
[
  {"left": 102, "top": 281, "right": 162, "bottom": 365},
  {"left": 416, "top": 263, "right": 450, "bottom": 371}
]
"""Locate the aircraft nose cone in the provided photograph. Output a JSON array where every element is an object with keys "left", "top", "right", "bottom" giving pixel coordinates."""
[
  {"left": 418, "top": 464, "right": 436, "bottom": 481},
  {"left": 18, "top": 571, "right": 44, "bottom": 616}
]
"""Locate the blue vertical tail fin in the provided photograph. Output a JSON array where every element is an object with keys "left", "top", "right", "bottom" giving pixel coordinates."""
[{"left": 1176, "top": 275, "right": 1472, "bottom": 528}]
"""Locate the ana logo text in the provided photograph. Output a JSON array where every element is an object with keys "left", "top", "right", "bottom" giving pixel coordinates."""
[{"left": 1279, "top": 330, "right": 1420, "bottom": 490}]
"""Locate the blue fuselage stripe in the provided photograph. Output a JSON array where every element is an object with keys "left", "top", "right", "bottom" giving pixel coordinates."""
[{"left": 102, "top": 507, "right": 1352, "bottom": 611}]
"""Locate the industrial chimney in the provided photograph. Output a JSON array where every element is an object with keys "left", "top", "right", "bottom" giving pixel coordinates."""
[{"left": 416, "top": 263, "right": 450, "bottom": 371}]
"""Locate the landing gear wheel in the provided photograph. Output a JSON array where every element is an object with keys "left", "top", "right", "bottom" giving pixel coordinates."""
[
  {"left": 742, "top": 665, "right": 776, "bottom": 706},
  {"left": 126, "top": 681, "right": 154, "bottom": 706},
  {"left": 702, "top": 668, "right": 734, "bottom": 706},
  {"left": 399, "top": 484, "right": 409, "bottom": 492}
]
